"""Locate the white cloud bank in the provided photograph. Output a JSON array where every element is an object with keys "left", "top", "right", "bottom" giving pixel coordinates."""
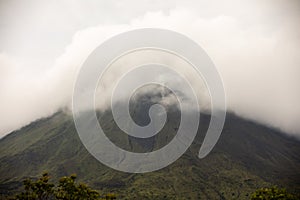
[{"left": 0, "top": 0, "right": 299, "bottom": 137}]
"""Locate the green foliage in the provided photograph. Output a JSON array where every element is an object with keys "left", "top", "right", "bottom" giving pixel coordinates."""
[
  {"left": 55, "top": 174, "right": 100, "bottom": 200},
  {"left": 10, "top": 172, "right": 114, "bottom": 200},
  {"left": 251, "top": 186, "right": 297, "bottom": 200},
  {"left": 12, "top": 172, "right": 54, "bottom": 200},
  {"left": 103, "top": 193, "right": 117, "bottom": 200}
]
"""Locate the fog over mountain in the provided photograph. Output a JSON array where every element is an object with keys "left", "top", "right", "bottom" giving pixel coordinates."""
[{"left": 0, "top": 0, "right": 300, "bottom": 137}]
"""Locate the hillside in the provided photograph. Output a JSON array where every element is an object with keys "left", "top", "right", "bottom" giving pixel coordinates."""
[{"left": 0, "top": 107, "right": 299, "bottom": 199}]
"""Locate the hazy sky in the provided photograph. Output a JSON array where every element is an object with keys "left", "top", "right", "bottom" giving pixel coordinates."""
[{"left": 0, "top": 0, "right": 299, "bottom": 137}]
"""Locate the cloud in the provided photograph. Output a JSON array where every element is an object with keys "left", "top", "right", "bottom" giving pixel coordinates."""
[{"left": 0, "top": 1, "right": 299, "bottom": 137}]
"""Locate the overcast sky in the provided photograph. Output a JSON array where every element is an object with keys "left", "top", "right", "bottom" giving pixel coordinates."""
[{"left": 0, "top": 0, "right": 299, "bottom": 137}]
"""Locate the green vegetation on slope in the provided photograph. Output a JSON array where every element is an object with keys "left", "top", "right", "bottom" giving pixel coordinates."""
[
  {"left": 0, "top": 111, "right": 299, "bottom": 199},
  {"left": 251, "top": 186, "right": 297, "bottom": 200},
  {"left": 10, "top": 172, "right": 116, "bottom": 200}
]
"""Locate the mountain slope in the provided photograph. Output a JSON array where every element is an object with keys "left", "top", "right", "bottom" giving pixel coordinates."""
[{"left": 0, "top": 110, "right": 299, "bottom": 199}]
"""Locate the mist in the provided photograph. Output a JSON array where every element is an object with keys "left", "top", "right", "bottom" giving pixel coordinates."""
[{"left": 0, "top": 0, "right": 299, "bottom": 137}]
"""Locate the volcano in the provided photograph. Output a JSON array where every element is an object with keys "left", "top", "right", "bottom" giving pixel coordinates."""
[{"left": 0, "top": 91, "right": 299, "bottom": 199}]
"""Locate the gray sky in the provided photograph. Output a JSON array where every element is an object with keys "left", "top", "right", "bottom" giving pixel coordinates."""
[{"left": 0, "top": 0, "right": 299, "bottom": 137}]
